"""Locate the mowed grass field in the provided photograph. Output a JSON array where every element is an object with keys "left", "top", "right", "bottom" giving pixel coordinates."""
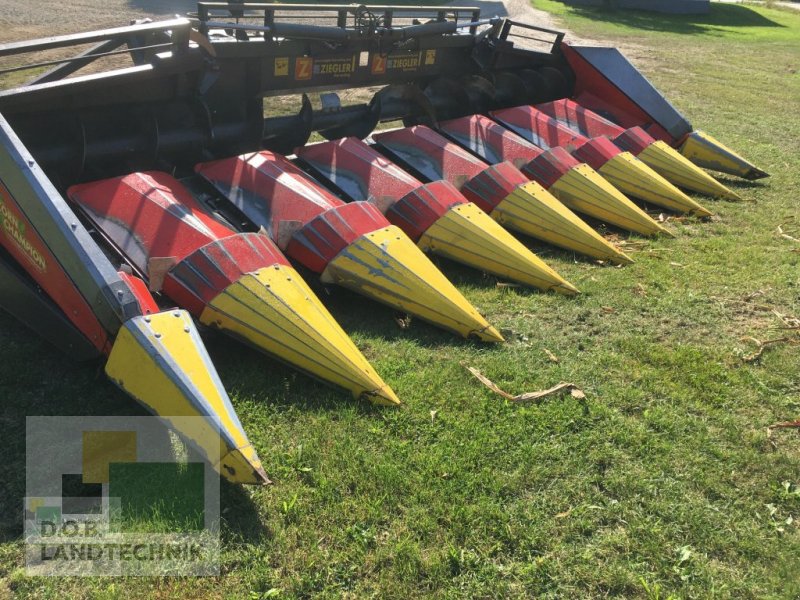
[{"left": 1, "top": 1, "right": 800, "bottom": 598}]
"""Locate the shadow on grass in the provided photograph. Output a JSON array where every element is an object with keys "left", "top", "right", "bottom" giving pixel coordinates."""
[
  {"left": 0, "top": 312, "right": 266, "bottom": 545},
  {"left": 313, "top": 275, "right": 509, "bottom": 352},
  {"left": 719, "top": 177, "right": 770, "bottom": 190},
  {"left": 557, "top": 2, "right": 784, "bottom": 35}
]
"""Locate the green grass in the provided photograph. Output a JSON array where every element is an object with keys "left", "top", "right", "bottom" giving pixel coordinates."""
[{"left": 2, "top": 2, "right": 800, "bottom": 597}]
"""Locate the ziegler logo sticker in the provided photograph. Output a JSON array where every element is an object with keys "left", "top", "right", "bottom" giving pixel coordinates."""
[
  {"left": 0, "top": 184, "right": 47, "bottom": 272},
  {"left": 295, "top": 57, "right": 313, "bottom": 80},
  {"left": 313, "top": 56, "right": 357, "bottom": 78},
  {"left": 372, "top": 52, "right": 424, "bottom": 73},
  {"left": 371, "top": 54, "right": 387, "bottom": 75},
  {"left": 294, "top": 56, "right": 357, "bottom": 80}
]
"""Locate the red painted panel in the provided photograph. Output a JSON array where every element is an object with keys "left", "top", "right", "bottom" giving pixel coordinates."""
[
  {"left": 535, "top": 99, "right": 626, "bottom": 138},
  {"left": 117, "top": 271, "right": 159, "bottom": 315},
  {"left": 195, "top": 152, "right": 345, "bottom": 243},
  {"left": 287, "top": 201, "right": 389, "bottom": 273},
  {"left": 460, "top": 162, "right": 530, "bottom": 213},
  {"left": 71, "top": 172, "right": 293, "bottom": 316},
  {"left": 571, "top": 137, "right": 623, "bottom": 171},
  {"left": 69, "top": 172, "right": 235, "bottom": 272},
  {"left": 197, "top": 151, "right": 396, "bottom": 273},
  {"left": 0, "top": 181, "right": 109, "bottom": 352},
  {"left": 388, "top": 180, "right": 465, "bottom": 241},
  {"left": 490, "top": 106, "right": 589, "bottom": 151},
  {"left": 561, "top": 44, "right": 673, "bottom": 143},
  {"left": 298, "top": 138, "right": 469, "bottom": 243},
  {"left": 374, "top": 126, "right": 488, "bottom": 186},
  {"left": 166, "top": 232, "right": 288, "bottom": 314},
  {"left": 297, "top": 137, "right": 422, "bottom": 203},
  {"left": 612, "top": 126, "right": 656, "bottom": 156},
  {"left": 522, "top": 147, "right": 581, "bottom": 189},
  {"left": 439, "top": 115, "right": 543, "bottom": 169}
]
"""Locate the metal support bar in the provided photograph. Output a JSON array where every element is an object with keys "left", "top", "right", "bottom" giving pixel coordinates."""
[
  {"left": 0, "top": 42, "right": 173, "bottom": 78},
  {"left": 25, "top": 39, "right": 124, "bottom": 86},
  {"left": 203, "top": 16, "right": 496, "bottom": 42},
  {"left": 0, "top": 18, "right": 191, "bottom": 58},
  {"left": 498, "top": 19, "right": 565, "bottom": 51}
]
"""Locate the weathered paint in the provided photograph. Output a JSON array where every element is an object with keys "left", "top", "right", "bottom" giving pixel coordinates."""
[
  {"left": 196, "top": 152, "right": 502, "bottom": 342},
  {"left": 106, "top": 310, "right": 270, "bottom": 484},
  {"left": 0, "top": 179, "right": 110, "bottom": 351},
  {"left": 297, "top": 137, "right": 577, "bottom": 293},
  {"left": 419, "top": 201, "right": 579, "bottom": 294},
  {"left": 201, "top": 265, "right": 399, "bottom": 405},
  {"left": 545, "top": 164, "right": 669, "bottom": 238},
  {"left": 69, "top": 172, "right": 399, "bottom": 404},
  {"left": 322, "top": 225, "right": 504, "bottom": 342},
  {"left": 0, "top": 114, "right": 145, "bottom": 352},
  {"left": 560, "top": 44, "right": 683, "bottom": 143},
  {"left": 492, "top": 106, "right": 712, "bottom": 216},
  {"left": 554, "top": 49, "right": 766, "bottom": 180},
  {"left": 635, "top": 140, "right": 741, "bottom": 201},
  {"left": 680, "top": 130, "right": 769, "bottom": 181},
  {"left": 537, "top": 100, "right": 740, "bottom": 199},
  {"left": 594, "top": 149, "right": 713, "bottom": 217},
  {"left": 376, "top": 125, "right": 632, "bottom": 264},
  {"left": 535, "top": 98, "right": 626, "bottom": 139},
  {"left": 440, "top": 114, "right": 667, "bottom": 240}
]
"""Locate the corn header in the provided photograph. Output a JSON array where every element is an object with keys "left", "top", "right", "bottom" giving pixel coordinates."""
[{"left": 0, "top": 3, "right": 766, "bottom": 484}]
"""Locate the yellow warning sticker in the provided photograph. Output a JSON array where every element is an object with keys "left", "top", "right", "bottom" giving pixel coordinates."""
[
  {"left": 425, "top": 49, "right": 437, "bottom": 66},
  {"left": 274, "top": 57, "right": 289, "bottom": 76}
]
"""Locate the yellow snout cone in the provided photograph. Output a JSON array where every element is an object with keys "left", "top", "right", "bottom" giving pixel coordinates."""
[
  {"left": 199, "top": 264, "right": 399, "bottom": 406},
  {"left": 322, "top": 225, "right": 504, "bottom": 342},
  {"left": 418, "top": 202, "right": 578, "bottom": 295},
  {"left": 638, "top": 140, "right": 741, "bottom": 200},
  {"left": 549, "top": 163, "right": 671, "bottom": 240},
  {"left": 487, "top": 179, "right": 632, "bottom": 265},
  {"left": 679, "top": 130, "right": 768, "bottom": 181},
  {"left": 106, "top": 310, "right": 270, "bottom": 485},
  {"left": 598, "top": 151, "right": 713, "bottom": 217}
]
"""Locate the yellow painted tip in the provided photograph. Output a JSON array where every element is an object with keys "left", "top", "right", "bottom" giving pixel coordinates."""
[
  {"left": 599, "top": 152, "right": 713, "bottom": 217},
  {"left": 475, "top": 324, "right": 505, "bottom": 343},
  {"left": 322, "top": 225, "right": 501, "bottom": 342},
  {"left": 638, "top": 141, "right": 741, "bottom": 200},
  {"left": 418, "top": 202, "right": 579, "bottom": 294},
  {"left": 548, "top": 164, "right": 666, "bottom": 241},
  {"left": 680, "top": 130, "right": 769, "bottom": 180},
  {"left": 106, "top": 310, "right": 269, "bottom": 485},
  {"left": 659, "top": 226, "right": 677, "bottom": 238},
  {"left": 364, "top": 386, "right": 402, "bottom": 406},
  {"left": 557, "top": 280, "right": 581, "bottom": 296},
  {"left": 489, "top": 179, "right": 631, "bottom": 266},
  {"left": 220, "top": 448, "right": 272, "bottom": 485},
  {"left": 613, "top": 251, "right": 635, "bottom": 265},
  {"left": 200, "top": 265, "right": 398, "bottom": 406}
]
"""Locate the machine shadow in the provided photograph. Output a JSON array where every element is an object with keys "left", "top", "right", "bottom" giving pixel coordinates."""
[
  {"left": 309, "top": 272, "right": 505, "bottom": 351},
  {"left": 0, "top": 312, "right": 267, "bottom": 546},
  {"left": 561, "top": 2, "right": 784, "bottom": 35}
]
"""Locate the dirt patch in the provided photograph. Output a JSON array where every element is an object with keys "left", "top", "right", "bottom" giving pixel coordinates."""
[{"left": 0, "top": 1, "right": 196, "bottom": 39}]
